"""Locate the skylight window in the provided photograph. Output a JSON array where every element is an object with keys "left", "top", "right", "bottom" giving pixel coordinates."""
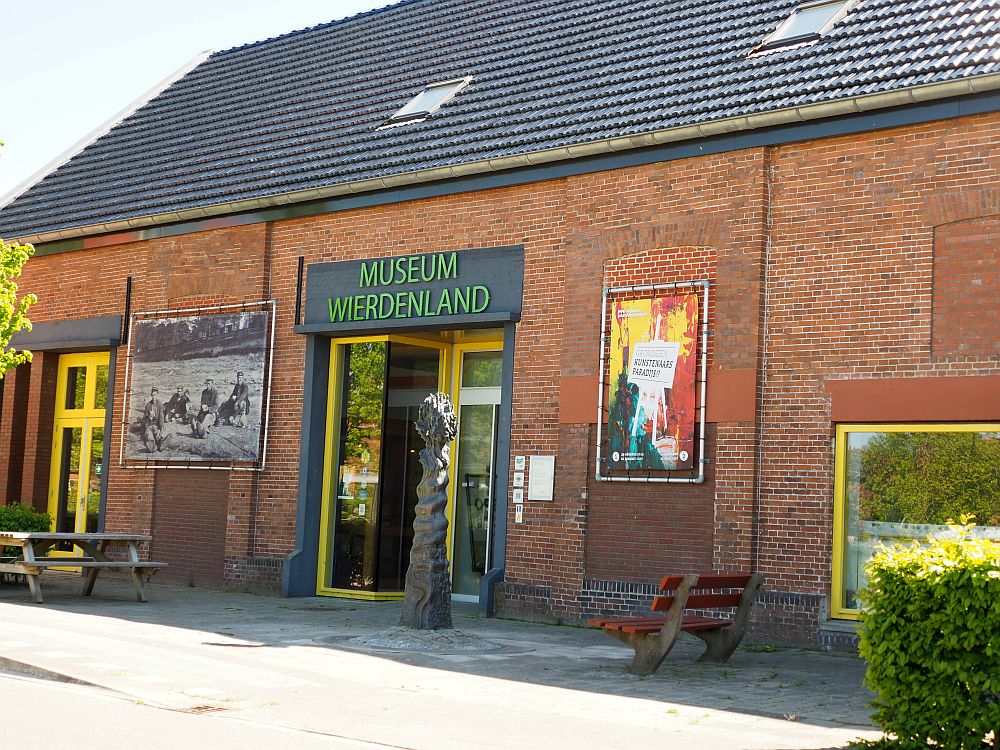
[
  {"left": 381, "top": 76, "right": 472, "bottom": 128},
  {"left": 759, "top": 0, "right": 856, "bottom": 51}
]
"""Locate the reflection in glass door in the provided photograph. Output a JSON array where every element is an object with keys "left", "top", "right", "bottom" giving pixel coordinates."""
[
  {"left": 48, "top": 352, "right": 110, "bottom": 552},
  {"left": 326, "top": 339, "right": 444, "bottom": 594},
  {"left": 330, "top": 341, "right": 386, "bottom": 590},
  {"left": 452, "top": 350, "right": 502, "bottom": 600},
  {"left": 53, "top": 424, "right": 103, "bottom": 535}
]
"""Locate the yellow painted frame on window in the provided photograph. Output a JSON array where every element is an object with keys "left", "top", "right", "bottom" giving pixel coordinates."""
[{"left": 830, "top": 422, "right": 1000, "bottom": 620}]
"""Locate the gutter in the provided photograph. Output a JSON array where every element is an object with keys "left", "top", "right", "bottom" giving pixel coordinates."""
[{"left": 12, "top": 71, "right": 1000, "bottom": 246}]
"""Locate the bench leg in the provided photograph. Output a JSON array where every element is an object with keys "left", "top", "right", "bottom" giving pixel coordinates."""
[
  {"left": 692, "top": 572, "right": 764, "bottom": 662},
  {"left": 25, "top": 574, "right": 43, "bottom": 604},
  {"left": 607, "top": 573, "right": 699, "bottom": 675}
]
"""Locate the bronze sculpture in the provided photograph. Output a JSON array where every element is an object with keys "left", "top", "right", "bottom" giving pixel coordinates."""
[{"left": 400, "top": 392, "right": 458, "bottom": 629}]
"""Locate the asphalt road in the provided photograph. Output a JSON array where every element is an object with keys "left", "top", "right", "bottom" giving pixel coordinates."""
[{"left": 0, "top": 672, "right": 393, "bottom": 749}]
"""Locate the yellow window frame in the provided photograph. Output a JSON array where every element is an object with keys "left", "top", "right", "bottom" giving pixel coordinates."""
[{"left": 831, "top": 421, "right": 1000, "bottom": 620}]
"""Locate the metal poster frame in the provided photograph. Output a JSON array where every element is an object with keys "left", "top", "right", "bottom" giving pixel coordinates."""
[
  {"left": 118, "top": 299, "right": 277, "bottom": 471},
  {"left": 596, "top": 279, "right": 709, "bottom": 483}
]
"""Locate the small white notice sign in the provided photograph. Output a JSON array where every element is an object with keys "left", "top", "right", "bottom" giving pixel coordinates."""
[
  {"left": 527, "top": 455, "right": 555, "bottom": 502},
  {"left": 512, "top": 488, "right": 524, "bottom": 503},
  {"left": 515, "top": 505, "right": 524, "bottom": 524},
  {"left": 513, "top": 472, "right": 524, "bottom": 487},
  {"left": 628, "top": 341, "right": 680, "bottom": 390},
  {"left": 514, "top": 455, "right": 526, "bottom": 471}
]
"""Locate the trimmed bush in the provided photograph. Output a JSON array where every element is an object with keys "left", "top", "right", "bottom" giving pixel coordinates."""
[
  {"left": 0, "top": 502, "right": 52, "bottom": 558},
  {"left": 859, "top": 522, "right": 1000, "bottom": 748},
  {"left": 0, "top": 502, "right": 51, "bottom": 533}
]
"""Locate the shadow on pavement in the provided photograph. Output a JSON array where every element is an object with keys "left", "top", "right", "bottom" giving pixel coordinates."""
[{"left": 0, "top": 572, "right": 876, "bottom": 738}]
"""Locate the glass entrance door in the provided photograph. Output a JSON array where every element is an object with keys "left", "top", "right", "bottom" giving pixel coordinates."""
[
  {"left": 323, "top": 338, "right": 445, "bottom": 595},
  {"left": 48, "top": 353, "right": 110, "bottom": 552},
  {"left": 452, "top": 350, "right": 502, "bottom": 600}
]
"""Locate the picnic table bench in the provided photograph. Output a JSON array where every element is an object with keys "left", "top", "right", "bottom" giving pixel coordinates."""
[
  {"left": 588, "top": 572, "right": 764, "bottom": 674},
  {"left": 0, "top": 532, "right": 167, "bottom": 604}
]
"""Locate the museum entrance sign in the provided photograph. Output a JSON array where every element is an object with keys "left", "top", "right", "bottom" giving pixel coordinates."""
[{"left": 299, "top": 245, "right": 524, "bottom": 334}]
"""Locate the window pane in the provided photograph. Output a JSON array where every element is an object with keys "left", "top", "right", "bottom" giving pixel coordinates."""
[
  {"left": 331, "top": 342, "right": 386, "bottom": 591},
  {"left": 86, "top": 427, "right": 104, "bottom": 533},
  {"left": 395, "top": 81, "right": 464, "bottom": 118},
  {"left": 65, "top": 367, "right": 87, "bottom": 410},
  {"left": 769, "top": 1, "right": 848, "bottom": 43},
  {"left": 461, "top": 351, "right": 502, "bottom": 388},
  {"left": 57, "top": 427, "right": 83, "bottom": 533},
  {"left": 841, "top": 429, "right": 1000, "bottom": 610},
  {"left": 377, "top": 343, "right": 441, "bottom": 591},
  {"left": 95, "top": 365, "right": 109, "bottom": 409}
]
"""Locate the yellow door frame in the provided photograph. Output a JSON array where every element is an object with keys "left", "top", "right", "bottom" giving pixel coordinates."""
[
  {"left": 47, "top": 352, "right": 110, "bottom": 558},
  {"left": 447, "top": 340, "right": 503, "bottom": 586},
  {"left": 315, "top": 332, "right": 503, "bottom": 599},
  {"left": 316, "top": 335, "right": 451, "bottom": 599}
]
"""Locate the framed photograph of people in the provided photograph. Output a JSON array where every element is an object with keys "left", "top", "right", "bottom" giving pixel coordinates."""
[{"left": 123, "top": 305, "right": 273, "bottom": 465}]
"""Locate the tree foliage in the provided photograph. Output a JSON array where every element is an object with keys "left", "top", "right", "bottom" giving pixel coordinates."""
[
  {"left": 0, "top": 235, "right": 36, "bottom": 377},
  {"left": 859, "top": 431, "right": 1000, "bottom": 527},
  {"left": 340, "top": 341, "right": 386, "bottom": 462},
  {"left": 0, "top": 140, "right": 38, "bottom": 377}
]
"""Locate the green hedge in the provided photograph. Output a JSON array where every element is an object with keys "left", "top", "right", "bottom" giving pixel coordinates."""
[
  {"left": 0, "top": 502, "right": 51, "bottom": 533},
  {"left": 859, "top": 522, "right": 1000, "bottom": 748},
  {"left": 0, "top": 502, "right": 52, "bottom": 558}
]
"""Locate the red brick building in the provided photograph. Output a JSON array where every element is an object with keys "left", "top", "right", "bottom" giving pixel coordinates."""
[{"left": 1, "top": 0, "right": 998, "bottom": 646}]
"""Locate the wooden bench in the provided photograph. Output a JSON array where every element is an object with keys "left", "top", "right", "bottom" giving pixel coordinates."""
[
  {"left": 588, "top": 572, "right": 764, "bottom": 674},
  {"left": 0, "top": 532, "right": 167, "bottom": 603}
]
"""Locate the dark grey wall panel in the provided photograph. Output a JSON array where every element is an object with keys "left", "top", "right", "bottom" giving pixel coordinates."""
[{"left": 12, "top": 316, "right": 121, "bottom": 351}]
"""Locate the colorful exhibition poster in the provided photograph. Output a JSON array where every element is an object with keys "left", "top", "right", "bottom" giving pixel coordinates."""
[{"left": 607, "top": 293, "right": 699, "bottom": 471}]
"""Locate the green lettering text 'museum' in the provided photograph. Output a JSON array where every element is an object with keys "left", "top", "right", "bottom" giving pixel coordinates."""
[{"left": 359, "top": 252, "right": 458, "bottom": 288}]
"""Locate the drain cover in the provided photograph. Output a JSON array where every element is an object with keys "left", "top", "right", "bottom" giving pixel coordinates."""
[{"left": 178, "top": 705, "right": 227, "bottom": 714}]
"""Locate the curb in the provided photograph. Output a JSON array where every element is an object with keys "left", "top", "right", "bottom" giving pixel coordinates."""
[{"left": 0, "top": 655, "right": 101, "bottom": 687}]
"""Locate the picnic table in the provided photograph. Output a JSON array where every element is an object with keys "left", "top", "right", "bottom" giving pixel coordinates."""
[{"left": 0, "top": 532, "right": 167, "bottom": 603}]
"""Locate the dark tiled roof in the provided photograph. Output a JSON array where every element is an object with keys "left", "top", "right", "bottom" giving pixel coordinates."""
[{"left": 2, "top": 0, "right": 998, "bottom": 239}]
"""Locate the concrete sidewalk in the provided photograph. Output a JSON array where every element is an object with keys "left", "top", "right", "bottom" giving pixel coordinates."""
[{"left": 0, "top": 573, "right": 881, "bottom": 749}]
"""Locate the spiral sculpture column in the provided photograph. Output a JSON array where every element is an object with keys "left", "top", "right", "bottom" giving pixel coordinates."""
[{"left": 400, "top": 392, "right": 458, "bottom": 630}]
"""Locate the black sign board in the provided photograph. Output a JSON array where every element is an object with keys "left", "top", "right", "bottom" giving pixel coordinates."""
[{"left": 298, "top": 245, "right": 524, "bottom": 334}]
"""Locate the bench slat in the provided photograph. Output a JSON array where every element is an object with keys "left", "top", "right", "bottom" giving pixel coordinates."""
[
  {"left": 618, "top": 616, "right": 731, "bottom": 635},
  {"left": 620, "top": 622, "right": 668, "bottom": 634},
  {"left": 659, "top": 573, "right": 754, "bottom": 591},
  {"left": 651, "top": 592, "right": 744, "bottom": 611},
  {"left": 587, "top": 616, "right": 665, "bottom": 630}
]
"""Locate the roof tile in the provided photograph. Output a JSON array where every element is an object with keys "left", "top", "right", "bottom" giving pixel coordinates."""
[{"left": 2, "top": 0, "right": 998, "bottom": 238}]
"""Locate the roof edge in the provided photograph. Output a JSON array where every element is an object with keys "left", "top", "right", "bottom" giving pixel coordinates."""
[
  {"left": 13, "top": 71, "right": 1000, "bottom": 246},
  {"left": 0, "top": 51, "right": 214, "bottom": 212}
]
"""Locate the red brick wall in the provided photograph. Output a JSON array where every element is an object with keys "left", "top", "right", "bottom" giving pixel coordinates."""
[
  {"left": 0, "top": 362, "right": 31, "bottom": 503},
  {"left": 151, "top": 469, "right": 229, "bottom": 587},
  {"left": 755, "top": 113, "right": 1000, "bottom": 642},
  {"left": 932, "top": 216, "right": 1000, "bottom": 357},
  {"left": 1, "top": 109, "right": 996, "bottom": 644}
]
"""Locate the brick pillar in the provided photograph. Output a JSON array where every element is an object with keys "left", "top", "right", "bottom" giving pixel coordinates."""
[
  {"left": 0, "top": 362, "right": 32, "bottom": 503},
  {"left": 20, "top": 352, "right": 59, "bottom": 513}
]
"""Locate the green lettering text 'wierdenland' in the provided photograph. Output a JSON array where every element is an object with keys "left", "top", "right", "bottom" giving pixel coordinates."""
[{"left": 328, "top": 285, "right": 490, "bottom": 323}]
